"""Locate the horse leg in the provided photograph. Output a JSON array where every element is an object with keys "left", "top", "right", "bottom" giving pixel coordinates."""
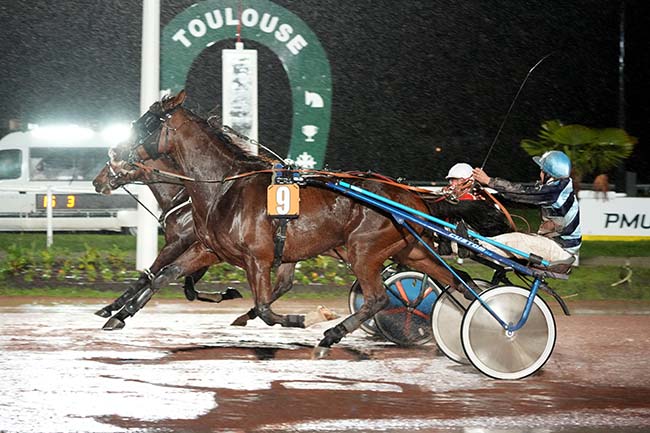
[
  {"left": 314, "top": 249, "right": 389, "bottom": 358},
  {"left": 312, "top": 232, "right": 456, "bottom": 356},
  {"left": 231, "top": 262, "right": 295, "bottom": 326},
  {"left": 183, "top": 267, "right": 243, "bottom": 303},
  {"left": 246, "top": 261, "right": 308, "bottom": 328},
  {"left": 97, "top": 235, "right": 196, "bottom": 320},
  {"left": 232, "top": 248, "right": 347, "bottom": 326},
  {"left": 102, "top": 242, "right": 219, "bottom": 330},
  {"left": 94, "top": 272, "right": 151, "bottom": 318}
]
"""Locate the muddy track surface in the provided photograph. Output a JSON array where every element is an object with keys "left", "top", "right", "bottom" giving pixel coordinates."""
[{"left": 1, "top": 297, "right": 649, "bottom": 433}]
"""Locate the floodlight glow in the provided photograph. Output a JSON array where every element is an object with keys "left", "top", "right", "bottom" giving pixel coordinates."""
[
  {"left": 30, "top": 124, "right": 95, "bottom": 141},
  {"left": 101, "top": 123, "right": 132, "bottom": 145}
]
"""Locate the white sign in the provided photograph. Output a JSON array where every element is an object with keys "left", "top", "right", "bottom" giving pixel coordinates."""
[
  {"left": 580, "top": 193, "right": 650, "bottom": 240},
  {"left": 223, "top": 42, "right": 258, "bottom": 151}
]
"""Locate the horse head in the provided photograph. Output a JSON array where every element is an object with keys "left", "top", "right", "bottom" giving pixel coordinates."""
[
  {"left": 126, "top": 89, "right": 270, "bottom": 184},
  {"left": 92, "top": 144, "right": 142, "bottom": 194},
  {"left": 127, "top": 90, "right": 188, "bottom": 164}
]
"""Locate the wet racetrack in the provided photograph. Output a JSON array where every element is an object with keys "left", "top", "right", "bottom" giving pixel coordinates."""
[{"left": 1, "top": 296, "right": 649, "bottom": 433}]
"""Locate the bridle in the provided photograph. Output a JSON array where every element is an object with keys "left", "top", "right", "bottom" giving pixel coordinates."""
[
  {"left": 105, "top": 160, "right": 126, "bottom": 189},
  {"left": 128, "top": 105, "right": 190, "bottom": 165}
]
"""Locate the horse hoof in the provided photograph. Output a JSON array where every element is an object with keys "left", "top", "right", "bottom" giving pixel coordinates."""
[
  {"left": 223, "top": 287, "right": 243, "bottom": 300},
  {"left": 230, "top": 314, "right": 249, "bottom": 327},
  {"left": 102, "top": 317, "right": 126, "bottom": 330},
  {"left": 311, "top": 345, "right": 331, "bottom": 360},
  {"left": 184, "top": 286, "right": 197, "bottom": 301},
  {"left": 94, "top": 308, "right": 112, "bottom": 318},
  {"left": 196, "top": 292, "right": 223, "bottom": 303}
]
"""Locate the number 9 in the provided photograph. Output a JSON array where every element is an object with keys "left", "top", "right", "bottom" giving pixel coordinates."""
[{"left": 275, "top": 186, "right": 290, "bottom": 215}]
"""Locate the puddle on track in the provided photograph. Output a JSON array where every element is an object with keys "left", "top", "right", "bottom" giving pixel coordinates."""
[{"left": 1, "top": 297, "right": 649, "bottom": 433}]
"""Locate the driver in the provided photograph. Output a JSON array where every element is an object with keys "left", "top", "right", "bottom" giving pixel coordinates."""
[
  {"left": 443, "top": 162, "right": 481, "bottom": 201},
  {"left": 472, "top": 150, "right": 581, "bottom": 270}
]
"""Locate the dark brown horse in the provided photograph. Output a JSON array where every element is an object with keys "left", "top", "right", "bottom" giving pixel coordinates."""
[
  {"left": 98, "top": 144, "right": 512, "bottom": 332},
  {"left": 92, "top": 146, "right": 311, "bottom": 330},
  {"left": 91, "top": 150, "right": 247, "bottom": 328},
  {"left": 119, "top": 90, "right": 489, "bottom": 356}
]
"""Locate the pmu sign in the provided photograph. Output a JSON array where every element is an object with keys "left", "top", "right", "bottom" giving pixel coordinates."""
[
  {"left": 580, "top": 195, "right": 650, "bottom": 240},
  {"left": 161, "top": 0, "right": 332, "bottom": 169}
]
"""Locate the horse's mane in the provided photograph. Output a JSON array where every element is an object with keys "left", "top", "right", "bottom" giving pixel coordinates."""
[{"left": 179, "top": 107, "right": 274, "bottom": 170}]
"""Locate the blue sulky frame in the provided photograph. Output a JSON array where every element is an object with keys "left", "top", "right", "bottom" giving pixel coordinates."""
[{"left": 326, "top": 180, "right": 568, "bottom": 333}]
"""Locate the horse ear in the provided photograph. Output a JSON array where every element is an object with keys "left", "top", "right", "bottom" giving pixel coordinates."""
[{"left": 174, "top": 89, "right": 187, "bottom": 106}]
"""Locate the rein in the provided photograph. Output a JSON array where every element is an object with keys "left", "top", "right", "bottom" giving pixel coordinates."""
[
  {"left": 119, "top": 184, "right": 161, "bottom": 224},
  {"left": 131, "top": 162, "right": 441, "bottom": 195},
  {"left": 478, "top": 186, "right": 518, "bottom": 232},
  {"left": 129, "top": 103, "right": 516, "bottom": 227}
]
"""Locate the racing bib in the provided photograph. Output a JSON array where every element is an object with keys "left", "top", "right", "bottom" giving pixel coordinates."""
[{"left": 267, "top": 184, "right": 300, "bottom": 217}]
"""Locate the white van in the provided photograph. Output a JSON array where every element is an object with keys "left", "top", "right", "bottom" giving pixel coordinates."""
[{"left": 0, "top": 127, "right": 137, "bottom": 232}]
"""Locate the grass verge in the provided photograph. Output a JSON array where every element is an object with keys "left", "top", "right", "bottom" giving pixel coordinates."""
[{"left": 1, "top": 233, "right": 648, "bottom": 300}]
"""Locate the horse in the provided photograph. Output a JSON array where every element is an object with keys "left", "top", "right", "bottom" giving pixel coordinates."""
[
  {"left": 91, "top": 151, "right": 241, "bottom": 327},
  {"left": 91, "top": 145, "right": 320, "bottom": 330},
  {"left": 98, "top": 142, "right": 513, "bottom": 332},
  {"left": 116, "top": 90, "right": 503, "bottom": 357}
]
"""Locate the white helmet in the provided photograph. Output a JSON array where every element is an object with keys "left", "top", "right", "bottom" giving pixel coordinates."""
[{"left": 446, "top": 163, "right": 473, "bottom": 179}]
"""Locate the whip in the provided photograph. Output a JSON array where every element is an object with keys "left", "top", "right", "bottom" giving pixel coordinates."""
[{"left": 480, "top": 52, "right": 554, "bottom": 169}]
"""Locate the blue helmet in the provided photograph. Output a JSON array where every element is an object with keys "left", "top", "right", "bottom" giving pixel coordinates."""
[{"left": 532, "top": 151, "right": 571, "bottom": 178}]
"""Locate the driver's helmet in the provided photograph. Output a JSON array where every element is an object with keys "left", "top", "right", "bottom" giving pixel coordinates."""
[
  {"left": 532, "top": 151, "right": 571, "bottom": 179},
  {"left": 446, "top": 163, "right": 473, "bottom": 180}
]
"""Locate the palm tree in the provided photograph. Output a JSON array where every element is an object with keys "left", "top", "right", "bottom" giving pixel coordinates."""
[{"left": 520, "top": 120, "right": 637, "bottom": 195}]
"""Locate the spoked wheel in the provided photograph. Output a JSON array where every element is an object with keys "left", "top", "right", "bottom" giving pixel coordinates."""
[
  {"left": 348, "top": 280, "right": 379, "bottom": 336},
  {"left": 431, "top": 279, "right": 492, "bottom": 364},
  {"left": 374, "top": 271, "right": 442, "bottom": 346},
  {"left": 461, "top": 285, "right": 556, "bottom": 380}
]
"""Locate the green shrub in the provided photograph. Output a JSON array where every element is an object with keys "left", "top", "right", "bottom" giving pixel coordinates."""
[{"left": 2, "top": 243, "right": 33, "bottom": 276}]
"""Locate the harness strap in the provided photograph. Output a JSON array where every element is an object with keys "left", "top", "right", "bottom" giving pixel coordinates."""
[
  {"left": 273, "top": 218, "right": 289, "bottom": 268},
  {"left": 159, "top": 198, "right": 192, "bottom": 229},
  {"left": 131, "top": 161, "right": 441, "bottom": 196},
  {"left": 133, "top": 161, "right": 196, "bottom": 182},
  {"left": 142, "top": 268, "right": 155, "bottom": 281}
]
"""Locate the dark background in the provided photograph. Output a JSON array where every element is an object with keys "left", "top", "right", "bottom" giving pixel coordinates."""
[{"left": 1, "top": 0, "right": 648, "bottom": 183}]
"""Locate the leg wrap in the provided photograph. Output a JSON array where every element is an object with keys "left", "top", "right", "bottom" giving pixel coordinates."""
[
  {"left": 320, "top": 323, "right": 349, "bottom": 347},
  {"left": 222, "top": 287, "right": 243, "bottom": 300},
  {"left": 255, "top": 304, "right": 275, "bottom": 326},
  {"left": 285, "top": 314, "right": 306, "bottom": 328},
  {"left": 112, "top": 274, "right": 149, "bottom": 309},
  {"left": 124, "top": 288, "right": 153, "bottom": 316},
  {"left": 339, "top": 315, "right": 363, "bottom": 333}
]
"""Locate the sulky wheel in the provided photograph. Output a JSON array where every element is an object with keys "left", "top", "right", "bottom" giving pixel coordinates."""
[
  {"left": 374, "top": 271, "right": 442, "bottom": 346},
  {"left": 461, "top": 285, "right": 556, "bottom": 380},
  {"left": 348, "top": 279, "right": 379, "bottom": 336},
  {"left": 431, "top": 279, "right": 492, "bottom": 364}
]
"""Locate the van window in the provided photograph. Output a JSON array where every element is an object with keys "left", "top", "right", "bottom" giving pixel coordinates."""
[
  {"left": 0, "top": 149, "right": 22, "bottom": 180},
  {"left": 29, "top": 147, "right": 107, "bottom": 181}
]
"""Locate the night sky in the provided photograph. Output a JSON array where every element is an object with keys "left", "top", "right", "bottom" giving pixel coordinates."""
[{"left": 1, "top": 0, "right": 648, "bottom": 183}]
